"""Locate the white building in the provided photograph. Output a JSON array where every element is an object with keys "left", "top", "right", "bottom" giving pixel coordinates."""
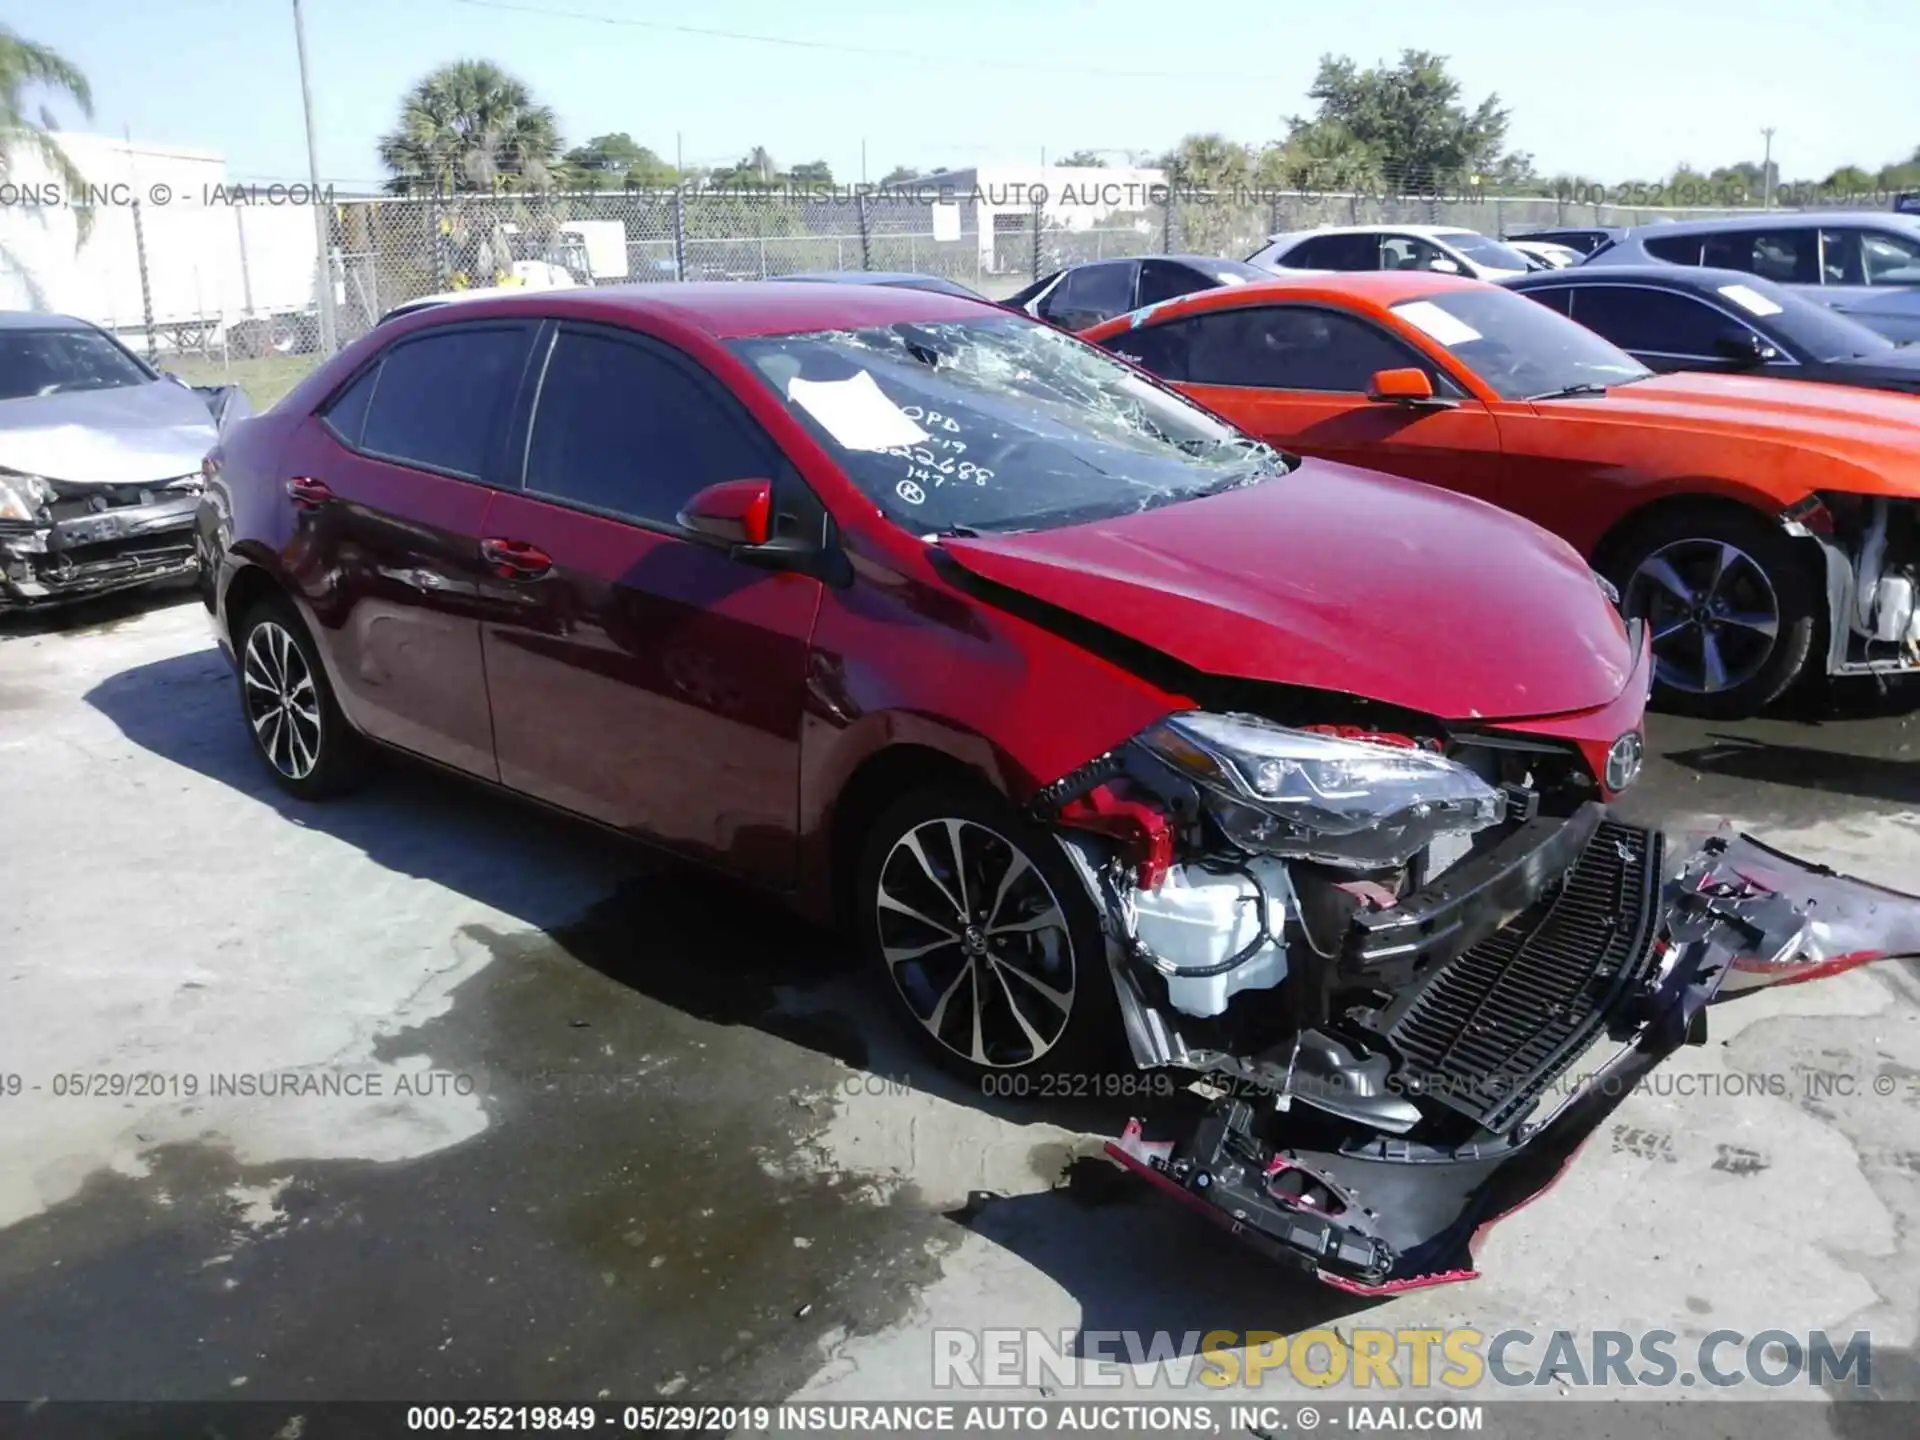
[
  {"left": 0, "top": 132, "right": 326, "bottom": 343},
  {"left": 885, "top": 163, "right": 1168, "bottom": 272}
]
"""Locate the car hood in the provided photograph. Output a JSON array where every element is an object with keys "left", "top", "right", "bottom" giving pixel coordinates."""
[
  {"left": 1830, "top": 345, "right": 1920, "bottom": 391},
  {"left": 940, "top": 459, "right": 1636, "bottom": 722},
  {"left": 1575, "top": 371, "right": 1920, "bottom": 488},
  {"left": 0, "top": 380, "right": 218, "bottom": 486}
]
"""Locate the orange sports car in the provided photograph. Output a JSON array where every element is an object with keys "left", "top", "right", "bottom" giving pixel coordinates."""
[{"left": 1080, "top": 271, "right": 1920, "bottom": 716}]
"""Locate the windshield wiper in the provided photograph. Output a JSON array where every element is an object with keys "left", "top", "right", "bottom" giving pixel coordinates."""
[{"left": 1525, "top": 382, "right": 1611, "bottom": 401}]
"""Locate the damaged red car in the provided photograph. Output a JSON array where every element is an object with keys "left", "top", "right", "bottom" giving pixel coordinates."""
[{"left": 196, "top": 283, "right": 1920, "bottom": 1294}]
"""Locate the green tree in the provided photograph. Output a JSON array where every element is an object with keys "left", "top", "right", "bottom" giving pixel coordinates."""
[
  {"left": 560, "top": 132, "right": 678, "bottom": 191},
  {"left": 1823, "top": 164, "right": 1878, "bottom": 200},
  {"left": 1057, "top": 149, "right": 1107, "bottom": 167},
  {"left": 0, "top": 24, "right": 94, "bottom": 240},
  {"left": 377, "top": 60, "right": 563, "bottom": 195},
  {"left": 1287, "top": 50, "right": 1516, "bottom": 192},
  {"left": 878, "top": 165, "right": 919, "bottom": 185},
  {"left": 710, "top": 146, "right": 782, "bottom": 187},
  {"left": 1157, "top": 133, "right": 1251, "bottom": 189},
  {"left": 1878, "top": 146, "right": 1920, "bottom": 192},
  {"left": 788, "top": 159, "right": 834, "bottom": 185}
]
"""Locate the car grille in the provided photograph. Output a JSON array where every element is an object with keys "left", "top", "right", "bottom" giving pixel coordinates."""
[{"left": 1384, "top": 817, "right": 1664, "bottom": 1134}]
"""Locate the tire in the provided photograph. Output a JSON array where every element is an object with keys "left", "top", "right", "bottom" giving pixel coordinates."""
[
  {"left": 234, "top": 593, "right": 367, "bottom": 798},
  {"left": 855, "top": 786, "right": 1122, "bottom": 1085},
  {"left": 1608, "top": 505, "right": 1820, "bottom": 719}
]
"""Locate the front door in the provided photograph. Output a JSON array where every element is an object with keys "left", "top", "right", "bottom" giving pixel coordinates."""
[{"left": 479, "top": 323, "right": 822, "bottom": 888}]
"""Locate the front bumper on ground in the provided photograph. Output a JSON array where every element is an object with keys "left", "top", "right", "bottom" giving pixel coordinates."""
[
  {"left": 0, "top": 493, "right": 199, "bottom": 611},
  {"left": 1105, "top": 819, "right": 1920, "bottom": 1293}
]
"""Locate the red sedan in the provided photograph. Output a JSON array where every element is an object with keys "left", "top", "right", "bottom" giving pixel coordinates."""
[{"left": 196, "top": 282, "right": 1916, "bottom": 1293}]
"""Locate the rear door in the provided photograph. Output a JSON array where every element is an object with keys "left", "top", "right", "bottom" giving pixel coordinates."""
[
  {"left": 1102, "top": 303, "right": 1505, "bottom": 506},
  {"left": 280, "top": 320, "right": 537, "bottom": 777},
  {"left": 479, "top": 322, "right": 823, "bottom": 888}
]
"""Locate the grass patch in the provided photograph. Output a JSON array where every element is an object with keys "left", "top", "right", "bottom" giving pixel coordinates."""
[{"left": 167, "top": 353, "right": 322, "bottom": 411}]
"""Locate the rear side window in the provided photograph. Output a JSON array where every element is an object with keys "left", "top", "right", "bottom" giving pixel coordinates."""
[
  {"left": 523, "top": 329, "right": 772, "bottom": 527},
  {"left": 1282, "top": 233, "right": 1380, "bottom": 270},
  {"left": 321, "top": 365, "right": 378, "bottom": 448},
  {"left": 1643, "top": 234, "right": 1706, "bottom": 265},
  {"left": 1137, "top": 261, "right": 1213, "bottom": 307},
  {"left": 1100, "top": 317, "right": 1196, "bottom": 381},
  {"left": 1515, "top": 286, "right": 1575, "bottom": 317},
  {"left": 1045, "top": 262, "right": 1135, "bottom": 323},
  {"left": 357, "top": 326, "right": 531, "bottom": 479}
]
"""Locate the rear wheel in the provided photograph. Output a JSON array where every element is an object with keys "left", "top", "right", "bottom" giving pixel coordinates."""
[
  {"left": 235, "top": 594, "right": 367, "bottom": 798},
  {"left": 856, "top": 787, "right": 1119, "bottom": 1085},
  {"left": 1610, "top": 506, "right": 1820, "bottom": 718}
]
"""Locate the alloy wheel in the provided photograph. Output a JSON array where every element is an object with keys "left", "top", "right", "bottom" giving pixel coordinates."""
[
  {"left": 1625, "top": 538, "right": 1780, "bottom": 695},
  {"left": 242, "top": 621, "right": 323, "bottom": 780},
  {"left": 875, "top": 818, "right": 1076, "bottom": 1069}
]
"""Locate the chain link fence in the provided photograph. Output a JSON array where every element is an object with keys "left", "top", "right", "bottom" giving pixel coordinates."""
[{"left": 41, "top": 184, "right": 1817, "bottom": 400}]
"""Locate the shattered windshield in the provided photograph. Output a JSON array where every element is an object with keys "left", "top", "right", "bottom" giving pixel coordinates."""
[
  {"left": 0, "top": 329, "right": 153, "bottom": 402},
  {"left": 728, "top": 314, "right": 1293, "bottom": 535}
]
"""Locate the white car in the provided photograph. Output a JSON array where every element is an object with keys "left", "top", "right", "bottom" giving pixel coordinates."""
[
  {"left": 1245, "top": 225, "right": 1538, "bottom": 281},
  {"left": 1508, "top": 239, "right": 1583, "bottom": 270}
]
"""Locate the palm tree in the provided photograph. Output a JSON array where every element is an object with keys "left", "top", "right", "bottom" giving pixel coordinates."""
[
  {"left": 0, "top": 24, "right": 95, "bottom": 241},
  {"left": 377, "top": 60, "right": 562, "bottom": 196}
]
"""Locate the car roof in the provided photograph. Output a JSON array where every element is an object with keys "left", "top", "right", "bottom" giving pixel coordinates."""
[
  {"left": 379, "top": 280, "right": 993, "bottom": 340},
  {"left": 1266, "top": 224, "right": 1485, "bottom": 242},
  {"left": 0, "top": 310, "right": 100, "bottom": 332},
  {"left": 1083, "top": 269, "right": 1489, "bottom": 334},
  {"left": 1620, "top": 211, "right": 1920, "bottom": 238},
  {"left": 1508, "top": 263, "right": 1774, "bottom": 289}
]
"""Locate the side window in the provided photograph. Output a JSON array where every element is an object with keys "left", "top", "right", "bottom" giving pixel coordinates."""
[
  {"left": 1099, "top": 317, "right": 1194, "bottom": 382},
  {"left": 1136, "top": 260, "right": 1215, "bottom": 308},
  {"left": 1643, "top": 234, "right": 1706, "bottom": 265},
  {"left": 1857, "top": 229, "right": 1920, "bottom": 285},
  {"left": 1380, "top": 235, "right": 1451, "bottom": 272},
  {"left": 524, "top": 329, "right": 772, "bottom": 527},
  {"left": 1184, "top": 306, "right": 1427, "bottom": 391},
  {"left": 1283, "top": 233, "right": 1379, "bottom": 270},
  {"left": 1517, "top": 286, "right": 1574, "bottom": 317},
  {"left": 358, "top": 326, "right": 530, "bottom": 479},
  {"left": 1744, "top": 230, "right": 1819, "bottom": 284},
  {"left": 1045, "top": 262, "right": 1136, "bottom": 325},
  {"left": 320, "top": 363, "right": 379, "bottom": 448},
  {"left": 1566, "top": 286, "right": 1752, "bottom": 358}
]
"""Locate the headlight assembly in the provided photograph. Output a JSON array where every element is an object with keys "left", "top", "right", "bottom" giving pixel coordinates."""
[
  {"left": 1138, "top": 711, "right": 1504, "bottom": 870},
  {"left": 0, "top": 470, "right": 54, "bottom": 525}
]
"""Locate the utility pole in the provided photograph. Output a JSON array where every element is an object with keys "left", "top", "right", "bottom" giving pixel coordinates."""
[
  {"left": 1761, "top": 126, "right": 1776, "bottom": 210},
  {"left": 292, "top": 0, "right": 338, "bottom": 355},
  {"left": 861, "top": 138, "right": 867, "bottom": 185}
]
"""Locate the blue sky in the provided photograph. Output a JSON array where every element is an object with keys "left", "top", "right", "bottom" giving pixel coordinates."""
[{"left": 20, "top": 0, "right": 1918, "bottom": 189}]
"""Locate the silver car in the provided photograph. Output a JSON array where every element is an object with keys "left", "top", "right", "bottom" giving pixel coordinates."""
[
  {"left": 1581, "top": 212, "right": 1920, "bottom": 343},
  {"left": 0, "top": 313, "right": 249, "bottom": 612}
]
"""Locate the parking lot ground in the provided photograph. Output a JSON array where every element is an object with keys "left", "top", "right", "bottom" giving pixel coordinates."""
[{"left": 2, "top": 594, "right": 1919, "bottom": 1421}]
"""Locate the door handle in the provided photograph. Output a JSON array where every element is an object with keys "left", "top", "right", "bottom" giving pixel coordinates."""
[
  {"left": 480, "top": 537, "right": 554, "bottom": 580},
  {"left": 286, "top": 476, "right": 333, "bottom": 508}
]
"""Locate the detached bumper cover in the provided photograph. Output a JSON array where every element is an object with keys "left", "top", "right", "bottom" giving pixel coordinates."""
[
  {"left": 1106, "top": 825, "right": 1920, "bottom": 1293},
  {"left": 0, "top": 493, "right": 199, "bottom": 610}
]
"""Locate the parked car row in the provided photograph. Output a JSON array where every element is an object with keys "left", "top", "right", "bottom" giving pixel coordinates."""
[{"left": 187, "top": 276, "right": 1920, "bottom": 1297}]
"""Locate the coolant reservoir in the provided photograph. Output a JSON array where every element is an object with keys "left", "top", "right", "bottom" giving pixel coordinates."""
[
  {"left": 1873, "top": 575, "right": 1916, "bottom": 645},
  {"left": 1129, "top": 859, "right": 1291, "bottom": 1019}
]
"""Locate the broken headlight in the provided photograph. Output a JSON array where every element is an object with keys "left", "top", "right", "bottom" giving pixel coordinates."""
[
  {"left": 1139, "top": 711, "right": 1504, "bottom": 869},
  {"left": 0, "top": 470, "right": 54, "bottom": 525}
]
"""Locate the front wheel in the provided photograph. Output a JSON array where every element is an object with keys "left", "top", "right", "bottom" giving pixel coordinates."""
[
  {"left": 1612, "top": 507, "right": 1820, "bottom": 718},
  {"left": 855, "top": 787, "right": 1120, "bottom": 1085}
]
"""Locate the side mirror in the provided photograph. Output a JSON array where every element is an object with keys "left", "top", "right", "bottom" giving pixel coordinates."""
[
  {"left": 1428, "top": 257, "right": 1462, "bottom": 275},
  {"left": 677, "top": 477, "right": 772, "bottom": 548},
  {"left": 1714, "top": 332, "right": 1778, "bottom": 367},
  {"left": 1367, "top": 367, "right": 1437, "bottom": 403}
]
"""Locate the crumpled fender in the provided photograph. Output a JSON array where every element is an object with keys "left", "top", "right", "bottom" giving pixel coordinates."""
[{"left": 1104, "top": 830, "right": 1920, "bottom": 1293}]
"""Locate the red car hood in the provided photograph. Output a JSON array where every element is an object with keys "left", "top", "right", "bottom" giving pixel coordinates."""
[{"left": 941, "top": 459, "right": 1636, "bottom": 722}]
